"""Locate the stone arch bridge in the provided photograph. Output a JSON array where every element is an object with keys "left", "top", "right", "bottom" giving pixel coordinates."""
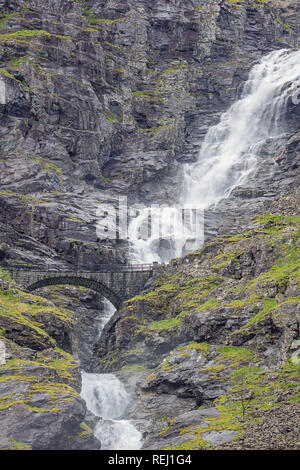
[{"left": 8, "top": 264, "right": 155, "bottom": 310}]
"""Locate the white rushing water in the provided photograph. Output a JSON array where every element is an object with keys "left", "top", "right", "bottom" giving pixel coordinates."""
[
  {"left": 81, "top": 48, "right": 300, "bottom": 450},
  {"left": 81, "top": 371, "right": 143, "bottom": 449},
  {"left": 129, "top": 49, "right": 300, "bottom": 264},
  {"left": 81, "top": 300, "right": 143, "bottom": 450},
  {"left": 127, "top": 205, "right": 200, "bottom": 263}
]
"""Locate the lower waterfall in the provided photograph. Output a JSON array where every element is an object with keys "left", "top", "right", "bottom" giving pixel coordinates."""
[
  {"left": 80, "top": 300, "right": 143, "bottom": 450},
  {"left": 81, "top": 372, "right": 143, "bottom": 449}
]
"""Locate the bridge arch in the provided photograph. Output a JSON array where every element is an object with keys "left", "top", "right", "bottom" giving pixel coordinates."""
[{"left": 26, "top": 275, "right": 122, "bottom": 310}]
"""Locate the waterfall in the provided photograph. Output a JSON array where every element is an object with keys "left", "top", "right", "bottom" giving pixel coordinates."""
[
  {"left": 81, "top": 373, "right": 131, "bottom": 420},
  {"left": 80, "top": 300, "right": 143, "bottom": 450},
  {"left": 183, "top": 48, "right": 300, "bottom": 208},
  {"left": 81, "top": 371, "right": 143, "bottom": 450},
  {"left": 128, "top": 206, "right": 194, "bottom": 263},
  {"left": 129, "top": 48, "right": 300, "bottom": 263},
  {"left": 82, "top": 48, "right": 300, "bottom": 450}
]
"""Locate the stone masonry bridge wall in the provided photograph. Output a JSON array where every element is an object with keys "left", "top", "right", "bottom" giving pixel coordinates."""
[{"left": 9, "top": 266, "right": 154, "bottom": 310}]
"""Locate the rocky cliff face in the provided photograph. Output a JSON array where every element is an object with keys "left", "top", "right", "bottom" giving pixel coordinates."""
[
  {"left": 0, "top": 0, "right": 299, "bottom": 269},
  {"left": 0, "top": 0, "right": 299, "bottom": 451}
]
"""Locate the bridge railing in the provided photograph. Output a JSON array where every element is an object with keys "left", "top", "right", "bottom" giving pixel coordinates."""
[{"left": 4, "top": 263, "right": 154, "bottom": 273}]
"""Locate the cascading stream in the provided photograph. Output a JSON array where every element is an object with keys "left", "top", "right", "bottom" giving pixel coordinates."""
[
  {"left": 81, "top": 48, "right": 300, "bottom": 450},
  {"left": 80, "top": 300, "right": 143, "bottom": 450},
  {"left": 128, "top": 49, "right": 300, "bottom": 264}
]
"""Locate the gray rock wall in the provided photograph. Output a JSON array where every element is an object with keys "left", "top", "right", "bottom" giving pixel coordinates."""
[{"left": 0, "top": 0, "right": 299, "bottom": 268}]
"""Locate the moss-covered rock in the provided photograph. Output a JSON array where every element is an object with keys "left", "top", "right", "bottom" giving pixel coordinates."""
[{"left": 0, "top": 273, "right": 100, "bottom": 450}]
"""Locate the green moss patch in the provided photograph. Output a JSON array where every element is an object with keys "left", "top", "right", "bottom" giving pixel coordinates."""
[
  {"left": 6, "top": 438, "right": 32, "bottom": 450},
  {"left": 0, "top": 29, "right": 71, "bottom": 42}
]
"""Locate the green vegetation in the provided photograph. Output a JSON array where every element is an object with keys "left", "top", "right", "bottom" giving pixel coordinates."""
[
  {"left": 0, "top": 363, "right": 80, "bottom": 412},
  {"left": 37, "top": 157, "right": 62, "bottom": 176},
  {"left": 240, "top": 298, "right": 278, "bottom": 330},
  {"left": 0, "top": 288, "right": 72, "bottom": 324},
  {"left": 0, "top": 267, "right": 13, "bottom": 282},
  {"left": 0, "top": 12, "right": 19, "bottom": 28},
  {"left": 162, "top": 63, "right": 188, "bottom": 75},
  {"left": 216, "top": 346, "right": 253, "bottom": 363},
  {"left": 140, "top": 316, "right": 182, "bottom": 331},
  {"left": 88, "top": 15, "right": 126, "bottom": 25},
  {"left": 130, "top": 275, "right": 221, "bottom": 333},
  {"left": 232, "top": 366, "right": 261, "bottom": 418},
  {"left": 132, "top": 89, "right": 162, "bottom": 102},
  {"left": 0, "top": 268, "right": 80, "bottom": 419},
  {"left": 121, "top": 363, "right": 147, "bottom": 372},
  {"left": 7, "top": 438, "right": 31, "bottom": 450},
  {"left": 104, "top": 110, "right": 118, "bottom": 123},
  {"left": 211, "top": 250, "right": 241, "bottom": 269},
  {"left": 78, "top": 422, "right": 93, "bottom": 438},
  {"left": 179, "top": 342, "right": 210, "bottom": 353},
  {"left": 0, "top": 68, "right": 15, "bottom": 79},
  {"left": 0, "top": 29, "right": 71, "bottom": 42}
]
